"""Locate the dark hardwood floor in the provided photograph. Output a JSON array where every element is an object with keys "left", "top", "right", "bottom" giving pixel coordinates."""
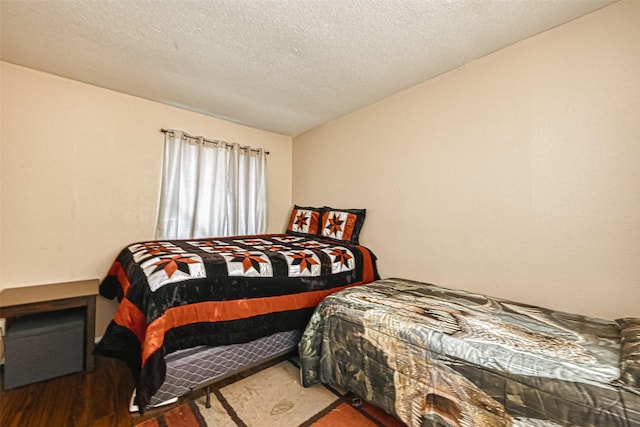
[{"left": 0, "top": 356, "right": 201, "bottom": 427}]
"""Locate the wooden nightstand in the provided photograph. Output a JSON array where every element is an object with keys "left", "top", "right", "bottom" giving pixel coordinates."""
[{"left": 0, "top": 279, "right": 99, "bottom": 372}]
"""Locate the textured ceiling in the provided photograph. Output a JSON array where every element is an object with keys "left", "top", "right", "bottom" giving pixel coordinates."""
[{"left": 1, "top": 0, "right": 614, "bottom": 136}]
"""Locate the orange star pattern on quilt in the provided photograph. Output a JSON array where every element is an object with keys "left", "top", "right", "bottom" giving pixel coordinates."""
[
  {"left": 230, "top": 252, "right": 269, "bottom": 273},
  {"left": 289, "top": 251, "right": 319, "bottom": 273},
  {"left": 262, "top": 245, "right": 287, "bottom": 252},
  {"left": 150, "top": 255, "right": 200, "bottom": 278},
  {"left": 139, "top": 242, "right": 181, "bottom": 256},
  {"left": 328, "top": 248, "right": 353, "bottom": 267}
]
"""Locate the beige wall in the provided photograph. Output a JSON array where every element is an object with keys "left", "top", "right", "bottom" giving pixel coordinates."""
[
  {"left": 0, "top": 62, "right": 293, "bottom": 334},
  {"left": 293, "top": 1, "right": 640, "bottom": 320}
]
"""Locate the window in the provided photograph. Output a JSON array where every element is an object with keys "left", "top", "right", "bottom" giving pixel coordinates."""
[{"left": 155, "top": 129, "right": 267, "bottom": 239}]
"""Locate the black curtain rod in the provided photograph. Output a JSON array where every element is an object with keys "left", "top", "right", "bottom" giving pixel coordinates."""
[{"left": 160, "top": 128, "right": 269, "bottom": 155}]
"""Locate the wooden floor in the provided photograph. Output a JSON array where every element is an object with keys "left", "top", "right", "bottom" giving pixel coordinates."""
[{"left": 0, "top": 356, "right": 201, "bottom": 427}]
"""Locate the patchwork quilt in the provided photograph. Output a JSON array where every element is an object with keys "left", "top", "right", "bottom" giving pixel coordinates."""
[
  {"left": 95, "top": 234, "right": 378, "bottom": 409},
  {"left": 299, "top": 278, "right": 640, "bottom": 427}
]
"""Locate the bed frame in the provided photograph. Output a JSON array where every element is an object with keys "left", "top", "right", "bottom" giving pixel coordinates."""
[{"left": 141, "top": 329, "right": 302, "bottom": 409}]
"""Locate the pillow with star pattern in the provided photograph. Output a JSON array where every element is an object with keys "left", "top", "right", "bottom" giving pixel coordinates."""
[
  {"left": 319, "top": 207, "right": 366, "bottom": 244},
  {"left": 285, "top": 205, "right": 323, "bottom": 237}
]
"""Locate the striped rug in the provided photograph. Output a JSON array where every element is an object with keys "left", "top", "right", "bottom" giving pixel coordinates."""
[{"left": 136, "top": 360, "right": 406, "bottom": 427}]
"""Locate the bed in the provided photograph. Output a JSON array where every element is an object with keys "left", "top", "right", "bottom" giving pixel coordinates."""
[
  {"left": 299, "top": 278, "right": 640, "bottom": 427},
  {"left": 95, "top": 206, "right": 379, "bottom": 410}
]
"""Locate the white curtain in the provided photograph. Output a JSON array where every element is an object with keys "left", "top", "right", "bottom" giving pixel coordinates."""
[{"left": 155, "top": 130, "right": 267, "bottom": 239}]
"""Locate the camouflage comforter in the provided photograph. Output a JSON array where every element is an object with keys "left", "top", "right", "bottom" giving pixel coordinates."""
[{"left": 299, "top": 278, "right": 640, "bottom": 426}]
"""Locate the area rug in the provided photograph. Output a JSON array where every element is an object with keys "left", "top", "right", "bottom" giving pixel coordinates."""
[
  {"left": 136, "top": 360, "right": 406, "bottom": 427},
  {"left": 135, "top": 400, "right": 207, "bottom": 427}
]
